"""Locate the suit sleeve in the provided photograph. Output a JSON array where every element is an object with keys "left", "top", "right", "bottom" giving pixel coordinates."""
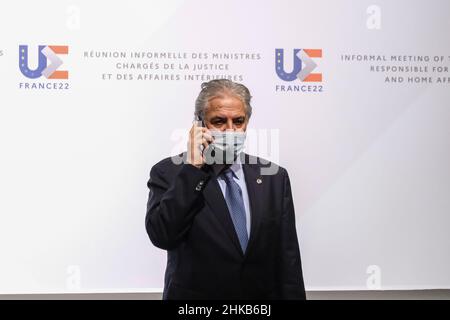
[
  {"left": 279, "top": 168, "right": 307, "bottom": 300},
  {"left": 145, "top": 162, "right": 211, "bottom": 250}
]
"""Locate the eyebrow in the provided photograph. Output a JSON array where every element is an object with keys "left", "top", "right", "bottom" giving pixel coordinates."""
[{"left": 210, "top": 116, "right": 245, "bottom": 120}]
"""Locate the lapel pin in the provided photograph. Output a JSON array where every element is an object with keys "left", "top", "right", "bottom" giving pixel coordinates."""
[{"left": 256, "top": 178, "right": 262, "bottom": 184}]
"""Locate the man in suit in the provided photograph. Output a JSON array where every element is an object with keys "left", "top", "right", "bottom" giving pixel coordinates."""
[{"left": 145, "top": 79, "right": 306, "bottom": 300}]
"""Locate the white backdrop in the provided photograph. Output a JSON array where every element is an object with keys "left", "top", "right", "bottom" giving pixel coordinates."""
[{"left": 0, "top": 0, "right": 449, "bottom": 293}]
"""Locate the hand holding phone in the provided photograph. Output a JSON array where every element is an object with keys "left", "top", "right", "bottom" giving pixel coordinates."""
[{"left": 187, "top": 117, "right": 213, "bottom": 168}]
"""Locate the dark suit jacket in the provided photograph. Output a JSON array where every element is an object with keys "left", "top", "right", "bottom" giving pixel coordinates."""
[{"left": 145, "top": 153, "right": 306, "bottom": 300}]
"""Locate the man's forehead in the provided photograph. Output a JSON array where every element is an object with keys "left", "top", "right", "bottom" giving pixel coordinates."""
[
  {"left": 209, "top": 101, "right": 243, "bottom": 108},
  {"left": 207, "top": 102, "right": 245, "bottom": 114}
]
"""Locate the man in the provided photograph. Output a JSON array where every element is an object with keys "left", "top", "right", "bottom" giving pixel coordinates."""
[{"left": 145, "top": 79, "right": 306, "bottom": 300}]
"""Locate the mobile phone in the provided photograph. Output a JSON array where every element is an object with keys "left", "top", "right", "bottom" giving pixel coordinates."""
[
  {"left": 194, "top": 116, "right": 207, "bottom": 154},
  {"left": 194, "top": 115, "right": 205, "bottom": 127}
]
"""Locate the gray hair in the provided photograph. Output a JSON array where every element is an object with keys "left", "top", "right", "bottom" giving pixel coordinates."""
[{"left": 194, "top": 79, "right": 252, "bottom": 121}]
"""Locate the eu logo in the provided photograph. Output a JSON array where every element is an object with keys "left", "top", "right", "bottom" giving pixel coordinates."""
[
  {"left": 19, "top": 45, "right": 69, "bottom": 79},
  {"left": 275, "top": 48, "right": 322, "bottom": 82}
]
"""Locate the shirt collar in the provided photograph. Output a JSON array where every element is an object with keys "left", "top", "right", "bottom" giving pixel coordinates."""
[{"left": 211, "top": 156, "right": 243, "bottom": 180}]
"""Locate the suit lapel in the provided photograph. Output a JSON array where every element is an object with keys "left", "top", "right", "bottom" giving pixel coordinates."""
[
  {"left": 202, "top": 154, "right": 264, "bottom": 258},
  {"left": 202, "top": 165, "right": 244, "bottom": 256},
  {"left": 241, "top": 156, "right": 263, "bottom": 258}
]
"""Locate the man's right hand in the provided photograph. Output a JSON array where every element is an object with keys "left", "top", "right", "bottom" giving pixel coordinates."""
[{"left": 187, "top": 121, "right": 213, "bottom": 168}]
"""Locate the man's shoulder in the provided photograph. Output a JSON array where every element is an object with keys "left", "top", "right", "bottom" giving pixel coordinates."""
[
  {"left": 151, "top": 153, "right": 187, "bottom": 173},
  {"left": 240, "top": 153, "right": 287, "bottom": 178}
]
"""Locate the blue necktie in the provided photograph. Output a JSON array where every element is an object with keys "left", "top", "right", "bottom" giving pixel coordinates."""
[{"left": 222, "top": 168, "right": 248, "bottom": 253}]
